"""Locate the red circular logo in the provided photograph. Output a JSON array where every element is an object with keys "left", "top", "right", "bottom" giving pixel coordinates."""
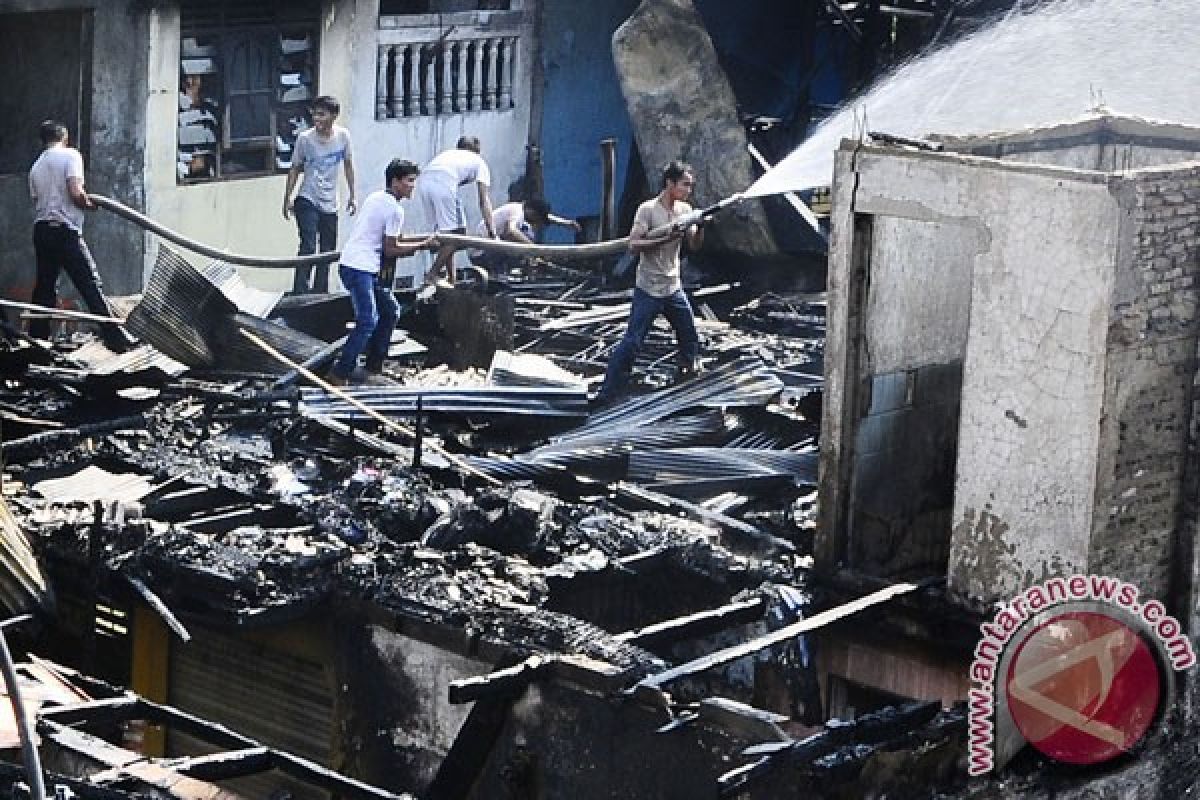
[{"left": 1005, "top": 611, "right": 1163, "bottom": 765}]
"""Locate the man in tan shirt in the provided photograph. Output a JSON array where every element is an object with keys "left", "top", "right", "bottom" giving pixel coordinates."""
[{"left": 596, "top": 160, "right": 704, "bottom": 402}]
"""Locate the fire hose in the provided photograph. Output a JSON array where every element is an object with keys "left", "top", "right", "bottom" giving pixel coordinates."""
[{"left": 89, "top": 193, "right": 743, "bottom": 267}]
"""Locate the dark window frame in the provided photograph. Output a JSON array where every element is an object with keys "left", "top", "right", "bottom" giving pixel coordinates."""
[{"left": 178, "top": 1, "right": 320, "bottom": 184}]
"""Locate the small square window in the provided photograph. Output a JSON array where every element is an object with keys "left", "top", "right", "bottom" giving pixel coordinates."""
[{"left": 178, "top": 1, "right": 320, "bottom": 183}]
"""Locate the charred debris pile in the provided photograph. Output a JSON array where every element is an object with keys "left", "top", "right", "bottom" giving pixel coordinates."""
[{"left": 0, "top": 248, "right": 972, "bottom": 797}]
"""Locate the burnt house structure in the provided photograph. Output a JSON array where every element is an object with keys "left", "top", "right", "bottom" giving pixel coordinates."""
[{"left": 819, "top": 113, "right": 1200, "bottom": 768}]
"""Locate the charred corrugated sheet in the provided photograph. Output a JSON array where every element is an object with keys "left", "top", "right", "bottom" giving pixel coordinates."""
[
  {"left": 0, "top": 496, "right": 51, "bottom": 616},
  {"left": 299, "top": 385, "right": 589, "bottom": 419},
  {"left": 125, "top": 247, "right": 283, "bottom": 368},
  {"left": 577, "top": 355, "right": 785, "bottom": 438},
  {"left": 215, "top": 312, "right": 329, "bottom": 375}
]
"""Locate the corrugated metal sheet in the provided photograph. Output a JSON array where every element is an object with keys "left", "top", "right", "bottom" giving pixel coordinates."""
[
  {"left": 70, "top": 341, "right": 189, "bottom": 377},
  {"left": 300, "top": 385, "right": 589, "bottom": 418},
  {"left": 126, "top": 246, "right": 284, "bottom": 368},
  {"left": 627, "top": 447, "right": 818, "bottom": 486},
  {"left": 219, "top": 312, "right": 330, "bottom": 376},
  {"left": 32, "top": 465, "right": 154, "bottom": 504},
  {"left": 168, "top": 624, "right": 333, "bottom": 800},
  {"left": 565, "top": 355, "right": 784, "bottom": 441},
  {"left": 0, "top": 495, "right": 50, "bottom": 616},
  {"left": 487, "top": 350, "right": 585, "bottom": 389}
]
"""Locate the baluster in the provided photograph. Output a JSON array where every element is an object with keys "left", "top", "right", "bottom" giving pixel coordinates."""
[
  {"left": 439, "top": 43, "right": 453, "bottom": 114},
  {"left": 497, "top": 39, "right": 512, "bottom": 110},
  {"left": 422, "top": 43, "right": 436, "bottom": 115},
  {"left": 506, "top": 36, "right": 518, "bottom": 109},
  {"left": 389, "top": 47, "right": 405, "bottom": 118},
  {"left": 404, "top": 45, "right": 419, "bottom": 117},
  {"left": 376, "top": 45, "right": 390, "bottom": 119},
  {"left": 455, "top": 41, "right": 469, "bottom": 112},
  {"left": 484, "top": 39, "right": 499, "bottom": 109},
  {"left": 470, "top": 41, "right": 484, "bottom": 111}
]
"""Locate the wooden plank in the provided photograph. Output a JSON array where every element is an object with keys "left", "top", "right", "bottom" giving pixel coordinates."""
[
  {"left": 615, "top": 597, "right": 766, "bottom": 647},
  {"left": 173, "top": 748, "right": 272, "bottom": 781},
  {"left": 637, "top": 583, "right": 919, "bottom": 689},
  {"left": 131, "top": 604, "right": 171, "bottom": 756}
]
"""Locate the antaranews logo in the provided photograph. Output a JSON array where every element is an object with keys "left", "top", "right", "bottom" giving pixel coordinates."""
[{"left": 967, "top": 575, "right": 1196, "bottom": 776}]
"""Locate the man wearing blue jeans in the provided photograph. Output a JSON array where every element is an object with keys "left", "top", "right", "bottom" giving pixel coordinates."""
[
  {"left": 597, "top": 160, "right": 705, "bottom": 402},
  {"left": 282, "top": 95, "right": 356, "bottom": 294},
  {"left": 328, "top": 159, "right": 435, "bottom": 385}
]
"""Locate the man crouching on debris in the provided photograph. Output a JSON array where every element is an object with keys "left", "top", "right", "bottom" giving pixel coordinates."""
[
  {"left": 327, "top": 159, "right": 436, "bottom": 386},
  {"left": 28, "top": 120, "right": 131, "bottom": 352},
  {"left": 595, "top": 160, "right": 704, "bottom": 403}
]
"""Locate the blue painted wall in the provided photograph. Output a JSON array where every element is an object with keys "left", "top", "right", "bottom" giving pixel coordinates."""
[
  {"left": 536, "top": 0, "right": 853, "bottom": 243},
  {"left": 537, "top": 0, "right": 640, "bottom": 243}
]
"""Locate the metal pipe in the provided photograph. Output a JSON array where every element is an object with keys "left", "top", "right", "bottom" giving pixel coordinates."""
[
  {"left": 0, "top": 615, "right": 45, "bottom": 800},
  {"left": 92, "top": 194, "right": 745, "bottom": 267}
]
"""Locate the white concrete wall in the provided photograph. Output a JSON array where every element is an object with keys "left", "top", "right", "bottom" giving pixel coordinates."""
[
  {"left": 347, "top": 1, "right": 537, "bottom": 277},
  {"left": 865, "top": 215, "right": 985, "bottom": 373},
  {"left": 948, "top": 164, "right": 1119, "bottom": 603},
  {"left": 823, "top": 144, "right": 1124, "bottom": 605},
  {"left": 144, "top": 2, "right": 359, "bottom": 292}
]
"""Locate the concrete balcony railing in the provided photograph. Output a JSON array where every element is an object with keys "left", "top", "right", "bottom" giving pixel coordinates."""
[{"left": 376, "top": 11, "right": 524, "bottom": 120}]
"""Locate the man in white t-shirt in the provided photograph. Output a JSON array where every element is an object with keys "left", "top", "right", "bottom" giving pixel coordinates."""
[
  {"left": 471, "top": 197, "right": 581, "bottom": 275},
  {"left": 328, "top": 159, "right": 436, "bottom": 385},
  {"left": 28, "top": 120, "right": 131, "bottom": 352},
  {"left": 418, "top": 135, "right": 495, "bottom": 285},
  {"left": 282, "top": 95, "right": 356, "bottom": 294}
]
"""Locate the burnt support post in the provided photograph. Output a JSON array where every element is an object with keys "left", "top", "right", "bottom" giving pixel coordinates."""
[
  {"left": 600, "top": 138, "right": 617, "bottom": 242},
  {"left": 412, "top": 394, "right": 423, "bottom": 470},
  {"left": 524, "top": 144, "right": 544, "bottom": 203}
]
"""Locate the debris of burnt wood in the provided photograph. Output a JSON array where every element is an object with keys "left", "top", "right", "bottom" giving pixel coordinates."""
[
  {"left": 0, "top": 254, "right": 970, "bottom": 796},
  {"left": 0, "top": 655, "right": 419, "bottom": 800}
]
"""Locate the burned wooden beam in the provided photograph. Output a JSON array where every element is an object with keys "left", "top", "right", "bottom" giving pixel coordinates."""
[
  {"left": 41, "top": 719, "right": 245, "bottom": 800},
  {"left": 1, "top": 414, "right": 146, "bottom": 461},
  {"left": 162, "top": 747, "right": 272, "bottom": 781},
  {"left": 87, "top": 697, "right": 415, "bottom": 800},
  {"left": 615, "top": 596, "right": 765, "bottom": 648},
  {"left": 719, "top": 726, "right": 851, "bottom": 796},
  {"left": 718, "top": 701, "right": 942, "bottom": 796},
  {"left": 699, "top": 697, "right": 790, "bottom": 743},
  {"left": 448, "top": 655, "right": 550, "bottom": 705},
  {"left": 126, "top": 576, "right": 190, "bottom": 642},
  {"left": 38, "top": 696, "right": 141, "bottom": 727},
  {"left": 636, "top": 583, "right": 918, "bottom": 690},
  {"left": 270, "top": 748, "right": 416, "bottom": 800}
]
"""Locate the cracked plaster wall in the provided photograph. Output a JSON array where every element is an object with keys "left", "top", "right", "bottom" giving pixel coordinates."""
[
  {"left": 947, "top": 166, "right": 1119, "bottom": 606},
  {"left": 825, "top": 142, "right": 1200, "bottom": 609},
  {"left": 822, "top": 144, "right": 1126, "bottom": 605}
]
